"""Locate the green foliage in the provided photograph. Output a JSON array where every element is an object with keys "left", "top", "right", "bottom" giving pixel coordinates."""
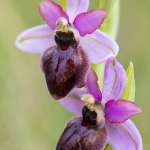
[
  {"left": 104, "top": 144, "right": 114, "bottom": 150},
  {"left": 92, "top": 63, "right": 105, "bottom": 90},
  {"left": 60, "top": 0, "right": 67, "bottom": 10},
  {"left": 99, "top": 0, "right": 120, "bottom": 39},
  {"left": 122, "top": 62, "right": 135, "bottom": 101}
]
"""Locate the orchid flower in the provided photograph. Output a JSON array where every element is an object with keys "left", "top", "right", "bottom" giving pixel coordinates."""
[
  {"left": 15, "top": 0, "right": 119, "bottom": 99},
  {"left": 60, "top": 57, "right": 142, "bottom": 150}
]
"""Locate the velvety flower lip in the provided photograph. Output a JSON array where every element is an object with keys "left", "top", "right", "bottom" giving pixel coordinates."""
[
  {"left": 60, "top": 57, "right": 142, "bottom": 150},
  {"left": 56, "top": 115, "right": 107, "bottom": 150},
  {"left": 15, "top": 0, "right": 119, "bottom": 64}
]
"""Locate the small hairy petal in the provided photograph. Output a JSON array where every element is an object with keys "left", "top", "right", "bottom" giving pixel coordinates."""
[
  {"left": 102, "top": 57, "right": 126, "bottom": 102},
  {"left": 56, "top": 117, "right": 107, "bottom": 150},
  {"left": 73, "top": 9, "right": 106, "bottom": 36},
  {"left": 105, "top": 99, "right": 142, "bottom": 123},
  {"left": 86, "top": 69, "right": 102, "bottom": 101},
  {"left": 41, "top": 46, "right": 90, "bottom": 99},
  {"left": 15, "top": 24, "right": 55, "bottom": 53},
  {"left": 39, "top": 0, "right": 69, "bottom": 30},
  {"left": 79, "top": 30, "right": 119, "bottom": 64},
  {"left": 105, "top": 120, "right": 143, "bottom": 150},
  {"left": 60, "top": 88, "right": 86, "bottom": 115},
  {"left": 66, "top": 0, "right": 89, "bottom": 23}
]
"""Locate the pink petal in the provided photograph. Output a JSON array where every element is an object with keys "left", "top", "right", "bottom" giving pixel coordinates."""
[
  {"left": 105, "top": 99, "right": 142, "bottom": 123},
  {"left": 86, "top": 69, "right": 102, "bottom": 101},
  {"left": 15, "top": 24, "right": 55, "bottom": 53},
  {"left": 60, "top": 88, "right": 86, "bottom": 115},
  {"left": 39, "top": 0, "right": 69, "bottom": 30},
  {"left": 105, "top": 120, "right": 143, "bottom": 150},
  {"left": 66, "top": 0, "right": 89, "bottom": 23},
  {"left": 73, "top": 9, "right": 106, "bottom": 36},
  {"left": 102, "top": 58, "right": 126, "bottom": 101},
  {"left": 79, "top": 30, "right": 119, "bottom": 64}
]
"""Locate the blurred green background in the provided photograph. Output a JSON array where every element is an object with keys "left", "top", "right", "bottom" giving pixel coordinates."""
[{"left": 0, "top": 0, "right": 149, "bottom": 149}]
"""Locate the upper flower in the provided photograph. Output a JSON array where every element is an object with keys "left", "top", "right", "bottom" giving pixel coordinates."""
[
  {"left": 60, "top": 57, "right": 142, "bottom": 150},
  {"left": 15, "top": 0, "right": 119, "bottom": 99}
]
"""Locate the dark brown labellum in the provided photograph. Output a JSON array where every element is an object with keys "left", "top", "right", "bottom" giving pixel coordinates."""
[
  {"left": 55, "top": 31, "right": 76, "bottom": 51},
  {"left": 41, "top": 45, "right": 90, "bottom": 99},
  {"left": 82, "top": 105, "right": 97, "bottom": 127},
  {"left": 56, "top": 117, "right": 107, "bottom": 150}
]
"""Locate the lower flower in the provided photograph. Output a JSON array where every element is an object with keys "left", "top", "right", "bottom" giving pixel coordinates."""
[{"left": 59, "top": 57, "right": 142, "bottom": 150}]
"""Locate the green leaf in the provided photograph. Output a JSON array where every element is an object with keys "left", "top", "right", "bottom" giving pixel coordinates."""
[
  {"left": 60, "top": 0, "right": 67, "bottom": 10},
  {"left": 99, "top": 0, "right": 120, "bottom": 39},
  {"left": 91, "top": 63, "right": 105, "bottom": 90},
  {"left": 104, "top": 144, "right": 114, "bottom": 150},
  {"left": 122, "top": 62, "right": 135, "bottom": 101}
]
